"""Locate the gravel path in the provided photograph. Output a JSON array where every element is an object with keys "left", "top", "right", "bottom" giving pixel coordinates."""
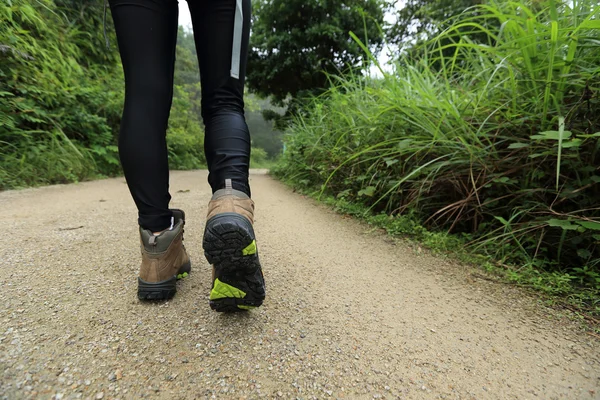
[{"left": 0, "top": 170, "right": 598, "bottom": 400}]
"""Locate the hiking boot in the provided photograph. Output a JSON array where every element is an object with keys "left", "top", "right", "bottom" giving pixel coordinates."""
[
  {"left": 138, "top": 209, "right": 191, "bottom": 300},
  {"left": 203, "top": 179, "right": 265, "bottom": 312}
]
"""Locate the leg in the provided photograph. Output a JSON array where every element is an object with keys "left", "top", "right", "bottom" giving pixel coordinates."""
[
  {"left": 109, "top": 0, "right": 179, "bottom": 231},
  {"left": 187, "top": 0, "right": 252, "bottom": 196},
  {"left": 188, "top": 0, "right": 265, "bottom": 311}
]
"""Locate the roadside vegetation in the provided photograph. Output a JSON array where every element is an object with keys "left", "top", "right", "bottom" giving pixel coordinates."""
[{"left": 273, "top": 0, "right": 600, "bottom": 314}]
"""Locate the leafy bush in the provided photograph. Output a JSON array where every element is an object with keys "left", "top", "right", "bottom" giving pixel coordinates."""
[
  {"left": 250, "top": 146, "right": 269, "bottom": 168},
  {"left": 275, "top": 0, "right": 600, "bottom": 296},
  {"left": 167, "top": 84, "right": 206, "bottom": 169},
  {"left": 0, "top": 0, "right": 123, "bottom": 188}
]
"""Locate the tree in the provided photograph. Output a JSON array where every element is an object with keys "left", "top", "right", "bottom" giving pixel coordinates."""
[
  {"left": 245, "top": 94, "right": 285, "bottom": 158},
  {"left": 247, "top": 0, "right": 386, "bottom": 109},
  {"left": 387, "top": 0, "right": 483, "bottom": 47},
  {"left": 174, "top": 26, "right": 200, "bottom": 87}
]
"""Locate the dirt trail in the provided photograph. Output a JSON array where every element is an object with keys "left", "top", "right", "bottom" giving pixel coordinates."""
[{"left": 0, "top": 170, "right": 598, "bottom": 400}]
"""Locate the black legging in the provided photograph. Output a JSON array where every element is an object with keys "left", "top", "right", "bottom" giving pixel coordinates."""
[{"left": 109, "top": 0, "right": 251, "bottom": 231}]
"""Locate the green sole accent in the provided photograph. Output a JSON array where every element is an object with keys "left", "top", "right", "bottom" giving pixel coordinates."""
[
  {"left": 237, "top": 305, "right": 256, "bottom": 310},
  {"left": 242, "top": 240, "right": 257, "bottom": 256},
  {"left": 176, "top": 272, "right": 189, "bottom": 279},
  {"left": 210, "top": 278, "right": 247, "bottom": 300}
]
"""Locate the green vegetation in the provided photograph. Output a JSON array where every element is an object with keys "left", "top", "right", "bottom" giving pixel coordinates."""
[
  {"left": 388, "top": 0, "right": 482, "bottom": 46},
  {"left": 1, "top": 0, "right": 122, "bottom": 188},
  {"left": 274, "top": 0, "right": 600, "bottom": 311},
  {"left": 247, "top": 0, "right": 386, "bottom": 125},
  {"left": 246, "top": 96, "right": 285, "bottom": 159}
]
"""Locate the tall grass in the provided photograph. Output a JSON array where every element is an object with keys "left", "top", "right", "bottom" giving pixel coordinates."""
[{"left": 275, "top": 0, "right": 600, "bottom": 297}]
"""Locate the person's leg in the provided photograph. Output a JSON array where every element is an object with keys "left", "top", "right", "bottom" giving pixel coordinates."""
[
  {"left": 109, "top": 0, "right": 179, "bottom": 232},
  {"left": 187, "top": 0, "right": 252, "bottom": 196},
  {"left": 110, "top": 0, "right": 191, "bottom": 301},
  {"left": 188, "top": 0, "right": 265, "bottom": 312}
]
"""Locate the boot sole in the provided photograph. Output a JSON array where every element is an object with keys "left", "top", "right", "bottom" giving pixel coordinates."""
[
  {"left": 203, "top": 213, "right": 265, "bottom": 312},
  {"left": 137, "top": 261, "right": 191, "bottom": 301}
]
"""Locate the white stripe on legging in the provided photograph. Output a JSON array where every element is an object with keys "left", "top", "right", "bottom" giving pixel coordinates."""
[{"left": 230, "top": 0, "right": 243, "bottom": 79}]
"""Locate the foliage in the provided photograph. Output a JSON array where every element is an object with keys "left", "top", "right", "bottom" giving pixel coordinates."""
[
  {"left": 247, "top": 0, "right": 387, "bottom": 124},
  {"left": 0, "top": 0, "right": 123, "bottom": 188},
  {"left": 387, "top": 0, "right": 483, "bottom": 46},
  {"left": 167, "top": 83, "right": 205, "bottom": 169},
  {"left": 249, "top": 146, "right": 271, "bottom": 169},
  {"left": 245, "top": 95, "right": 284, "bottom": 158},
  {"left": 274, "top": 0, "right": 600, "bottom": 301},
  {"left": 175, "top": 26, "right": 200, "bottom": 87}
]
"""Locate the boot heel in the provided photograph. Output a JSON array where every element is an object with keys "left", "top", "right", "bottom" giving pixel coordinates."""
[
  {"left": 137, "top": 276, "right": 177, "bottom": 300},
  {"left": 203, "top": 213, "right": 265, "bottom": 312},
  {"left": 203, "top": 213, "right": 256, "bottom": 271},
  {"left": 137, "top": 211, "right": 191, "bottom": 302}
]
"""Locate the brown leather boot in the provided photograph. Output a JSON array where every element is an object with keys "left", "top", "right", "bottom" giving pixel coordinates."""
[
  {"left": 138, "top": 209, "right": 191, "bottom": 300},
  {"left": 203, "top": 179, "right": 265, "bottom": 312}
]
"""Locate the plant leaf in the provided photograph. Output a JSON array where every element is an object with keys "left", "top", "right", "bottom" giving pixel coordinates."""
[
  {"left": 561, "top": 139, "right": 582, "bottom": 148},
  {"left": 358, "top": 186, "right": 376, "bottom": 197},
  {"left": 508, "top": 143, "right": 529, "bottom": 149},
  {"left": 577, "top": 249, "right": 592, "bottom": 259},
  {"left": 531, "top": 130, "right": 572, "bottom": 141},
  {"left": 547, "top": 219, "right": 579, "bottom": 230},
  {"left": 581, "top": 20, "right": 600, "bottom": 29},
  {"left": 576, "top": 221, "right": 600, "bottom": 231},
  {"left": 384, "top": 157, "right": 399, "bottom": 167}
]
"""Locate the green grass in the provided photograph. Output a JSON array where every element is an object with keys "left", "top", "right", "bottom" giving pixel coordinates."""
[{"left": 274, "top": 0, "right": 600, "bottom": 313}]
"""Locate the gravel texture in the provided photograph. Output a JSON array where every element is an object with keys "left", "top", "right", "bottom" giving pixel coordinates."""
[{"left": 0, "top": 170, "right": 598, "bottom": 399}]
